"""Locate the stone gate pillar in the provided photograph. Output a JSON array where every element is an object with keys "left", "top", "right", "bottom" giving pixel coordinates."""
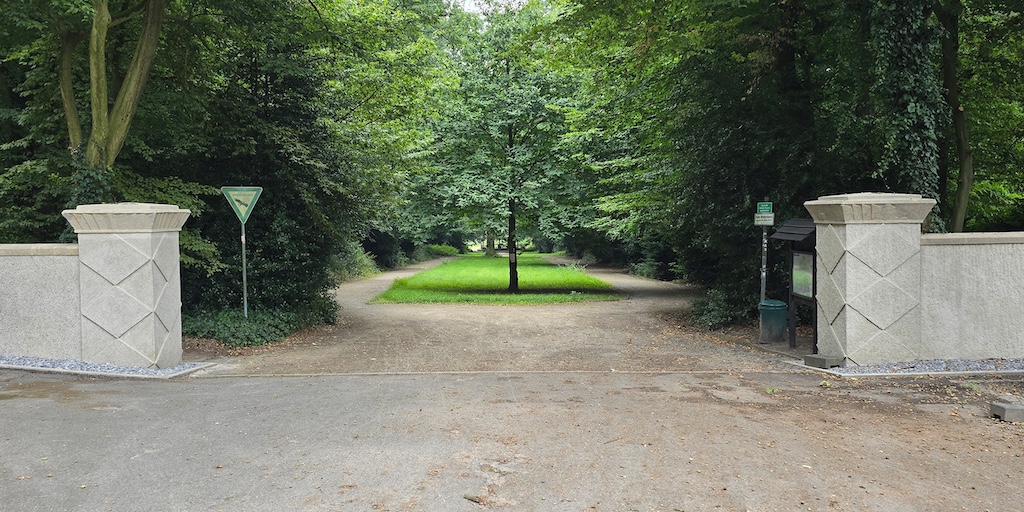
[
  {"left": 803, "top": 193, "right": 934, "bottom": 365},
  {"left": 63, "top": 203, "right": 191, "bottom": 368}
]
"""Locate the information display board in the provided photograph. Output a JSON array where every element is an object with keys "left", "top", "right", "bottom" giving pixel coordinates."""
[{"left": 792, "top": 251, "right": 814, "bottom": 300}]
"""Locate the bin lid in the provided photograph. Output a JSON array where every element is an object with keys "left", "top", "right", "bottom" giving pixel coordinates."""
[{"left": 759, "top": 299, "right": 787, "bottom": 308}]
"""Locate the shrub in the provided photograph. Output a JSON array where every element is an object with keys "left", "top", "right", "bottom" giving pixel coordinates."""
[
  {"left": 425, "top": 244, "right": 460, "bottom": 257},
  {"left": 411, "top": 244, "right": 460, "bottom": 261},
  {"left": 690, "top": 288, "right": 757, "bottom": 329},
  {"left": 330, "top": 241, "right": 380, "bottom": 282},
  {"left": 630, "top": 260, "right": 660, "bottom": 279},
  {"left": 182, "top": 309, "right": 303, "bottom": 347}
]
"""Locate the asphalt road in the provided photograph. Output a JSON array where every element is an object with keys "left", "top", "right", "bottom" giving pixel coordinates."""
[{"left": 2, "top": 260, "right": 1023, "bottom": 511}]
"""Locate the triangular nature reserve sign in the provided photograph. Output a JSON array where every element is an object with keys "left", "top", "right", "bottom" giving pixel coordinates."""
[{"left": 221, "top": 186, "right": 263, "bottom": 224}]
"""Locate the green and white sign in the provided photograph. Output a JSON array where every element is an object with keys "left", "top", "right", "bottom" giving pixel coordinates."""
[
  {"left": 754, "top": 212, "right": 775, "bottom": 226},
  {"left": 754, "top": 201, "right": 774, "bottom": 226},
  {"left": 221, "top": 186, "right": 263, "bottom": 224},
  {"left": 221, "top": 186, "right": 263, "bottom": 319}
]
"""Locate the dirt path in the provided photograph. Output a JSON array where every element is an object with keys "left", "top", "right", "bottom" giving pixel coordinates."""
[{"left": 196, "top": 258, "right": 790, "bottom": 376}]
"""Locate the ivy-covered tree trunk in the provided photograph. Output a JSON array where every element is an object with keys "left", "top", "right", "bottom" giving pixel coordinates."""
[{"left": 869, "top": 0, "right": 943, "bottom": 202}]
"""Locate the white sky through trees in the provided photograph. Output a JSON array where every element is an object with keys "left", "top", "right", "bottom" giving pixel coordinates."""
[{"left": 455, "top": 0, "right": 483, "bottom": 13}]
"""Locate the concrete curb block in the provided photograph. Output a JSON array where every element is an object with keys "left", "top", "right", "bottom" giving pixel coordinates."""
[{"left": 990, "top": 401, "right": 1024, "bottom": 422}]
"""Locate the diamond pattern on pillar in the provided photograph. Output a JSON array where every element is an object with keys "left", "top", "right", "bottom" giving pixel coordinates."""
[
  {"left": 845, "top": 256, "right": 882, "bottom": 303},
  {"left": 887, "top": 307, "right": 923, "bottom": 358},
  {"left": 81, "top": 318, "right": 151, "bottom": 367},
  {"left": 816, "top": 224, "right": 845, "bottom": 273},
  {"left": 155, "top": 321, "right": 182, "bottom": 368},
  {"left": 152, "top": 233, "right": 179, "bottom": 282},
  {"left": 847, "top": 225, "right": 918, "bottom": 277},
  {"left": 119, "top": 265, "right": 155, "bottom": 305},
  {"left": 845, "top": 308, "right": 881, "bottom": 349},
  {"left": 79, "top": 235, "right": 151, "bottom": 285},
  {"left": 122, "top": 233, "right": 156, "bottom": 259},
  {"left": 82, "top": 286, "right": 150, "bottom": 338},
  {"left": 817, "top": 257, "right": 845, "bottom": 324},
  {"left": 847, "top": 331, "right": 919, "bottom": 366},
  {"left": 886, "top": 255, "right": 921, "bottom": 297},
  {"left": 119, "top": 317, "right": 159, "bottom": 364},
  {"left": 816, "top": 304, "right": 845, "bottom": 359},
  {"left": 154, "top": 276, "right": 180, "bottom": 331},
  {"left": 848, "top": 278, "right": 917, "bottom": 330}
]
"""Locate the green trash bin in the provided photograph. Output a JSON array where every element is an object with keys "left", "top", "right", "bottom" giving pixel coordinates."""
[{"left": 758, "top": 299, "right": 787, "bottom": 343}]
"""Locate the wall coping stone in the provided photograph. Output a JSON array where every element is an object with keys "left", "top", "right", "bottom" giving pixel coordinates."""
[
  {"left": 63, "top": 203, "right": 191, "bottom": 233},
  {"left": 921, "top": 232, "right": 1024, "bottom": 246},
  {"left": 805, "top": 192, "right": 936, "bottom": 225},
  {"left": 0, "top": 244, "right": 79, "bottom": 256}
]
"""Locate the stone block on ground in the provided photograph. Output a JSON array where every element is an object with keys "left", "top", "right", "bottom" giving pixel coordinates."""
[
  {"left": 804, "top": 354, "right": 845, "bottom": 369},
  {"left": 990, "top": 401, "right": 1024, "bottom": 423}
]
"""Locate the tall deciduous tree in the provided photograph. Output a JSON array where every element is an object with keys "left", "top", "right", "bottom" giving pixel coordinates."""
[
  {"left": 420, "top": 0, "right": 574, "bottom": 291},
  {"left": 3, "top": 0, "right": 454, "bottom": 327},
  {"left": 6, "top": 0, "right": 167, "bottom": 172}
]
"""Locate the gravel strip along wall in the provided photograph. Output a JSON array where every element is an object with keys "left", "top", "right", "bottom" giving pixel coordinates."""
[{"left": 0, "top": 355, "right": 209, "bottom": 379}]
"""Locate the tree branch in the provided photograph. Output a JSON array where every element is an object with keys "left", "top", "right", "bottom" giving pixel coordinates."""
[
  {"left": 104, "top": 0, "right": 167, "bottom": 168},
  {"left": 306, "top": 0, "right": 341, "bottom": 46},
  {"left": 111, "top": 1, "right": 147, "bottom": 27},
  {"left": 86, "top": 0, "right": 112, "bottom": 168},
  {"left": 57, "top": 25, "right": 86, "bottom": 153},
  {"left": 337, "top": 89, "right": 379, "bottom": 122}
]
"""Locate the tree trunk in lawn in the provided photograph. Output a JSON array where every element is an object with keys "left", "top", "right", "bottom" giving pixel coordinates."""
[
  {"left": 485, "top": 229, "right": 496, "bottom": 257},
  {"left": 507, "top": 199, "right": 518, "bottom": 292}
]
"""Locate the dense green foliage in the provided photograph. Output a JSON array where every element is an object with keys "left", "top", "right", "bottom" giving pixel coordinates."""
[
  {"left": 373, "top": 253, "right": 618, "bottom": 304},
  {"left": 2, "top": 0, "right": 450, "bottom": 331},
  {"left": 3, "top": 0, "right": 1023, "bottom": 337},
  {"left": 544, "top": 0, "right": 1024, "bottom": 325},
  {"left": 400, "top": 1, "right": 578, "bottom": 290},
  {"left": 182, "top": 309, "right": 299, "bottom": 348}
]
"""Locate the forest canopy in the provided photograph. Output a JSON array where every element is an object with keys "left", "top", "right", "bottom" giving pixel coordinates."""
[{"left": 2, "top": 0, "right": 1022, "bottom": 331}]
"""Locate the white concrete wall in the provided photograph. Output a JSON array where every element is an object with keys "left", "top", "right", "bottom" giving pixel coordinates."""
[
  {"left": 0, "top": 244, "right": 82, "bottom": 359},
  {"left": 1, "top": 203, "right": 190, "bottom": 368},
  {"left": 807, "top": 193, "right": 1024, "bottom": 365},
  {"left": 920, "top": 233, "right": 1024, "bottom": 359}
]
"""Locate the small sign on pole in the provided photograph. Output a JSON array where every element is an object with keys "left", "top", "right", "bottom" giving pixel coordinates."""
[
  {"left": 754, "top": 201, "right": 774, "bottom": 226},
  {"left": 754, "top": 199, "right": 774, "bottom": 303},
  {"left": 221, "top": 186, "right": 263, "bottom": 318},
  {"left": 754, "top": 212, "right": 775, "bottom": 226}
]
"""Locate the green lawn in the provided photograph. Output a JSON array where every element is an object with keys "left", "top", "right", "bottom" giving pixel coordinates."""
[{"left": 372, "top": 253, "right": 620, "bottom": 305}]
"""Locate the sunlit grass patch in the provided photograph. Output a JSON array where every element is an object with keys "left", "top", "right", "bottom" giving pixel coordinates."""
[{"left": 372, "top": 253, "right": 620, "bottom": 305}]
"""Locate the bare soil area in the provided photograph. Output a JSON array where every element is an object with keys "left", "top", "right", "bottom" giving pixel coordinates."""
[
  {"left": 186, "top": 258, "right": 781, "bottom": 375},
  {"left": 180, "top": 257, "right": 1024, "bottom": 510}
]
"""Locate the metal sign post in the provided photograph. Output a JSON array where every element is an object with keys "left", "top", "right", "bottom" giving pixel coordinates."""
[
  {"left": 221, "top": 186, "right": 263, "bottom": 318},
  {"left": 754, "top": 200, "right": 774, "bottom": 303}
]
